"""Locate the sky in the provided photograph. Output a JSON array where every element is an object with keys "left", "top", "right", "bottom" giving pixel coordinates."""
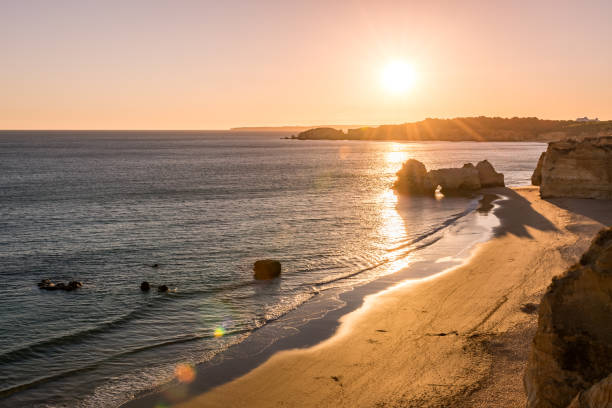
[{"left": 1, "top": 0, "right": 611, "bottom": 129}]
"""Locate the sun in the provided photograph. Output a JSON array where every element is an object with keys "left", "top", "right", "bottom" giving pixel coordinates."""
[{"left": 380, "top": 61, "right": 417, "bottom": 94}]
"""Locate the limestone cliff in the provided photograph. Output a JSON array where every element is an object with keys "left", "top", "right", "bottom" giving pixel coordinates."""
[
  {"left": 524, "top": 227, "right": 612, "bottom": 408},
  {"left": 534, "top": 137, "right": 612, "bottom": 199}
]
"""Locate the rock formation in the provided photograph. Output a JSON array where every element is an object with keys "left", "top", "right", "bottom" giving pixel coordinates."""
[
  {"left": 392, "top": 159, "right": 436, "bottom": 195},
  {"left": 524, "top": 227, "right": 612, "bottom": 408},
  {"left": 532, "top": 152, "right": 546, "bottom": 186},
  {"left": 393, "top": 159, "right": 505, "bottom": 196},
  {"left": 567, "top": 373, "right": 612, "bottom": 408},
  {"left": 531, "top": 136, "right": 612, "bottom": 199},
  {"left": 37, "top": 279, "right": 82, "bottom": 291},
  {"left": 476, "top": 159, "right": 505, "bottom": 187},
  {"left": 428, "top": 163, "right": 482, "bottom": 193},
  {"left": 253, "top": 259, "right": 282, "bottom": 280}
]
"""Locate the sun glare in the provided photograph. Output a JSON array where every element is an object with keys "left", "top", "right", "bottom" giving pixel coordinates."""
[{"left": 380, "top": 61, "right": 416, "bottom": 94}]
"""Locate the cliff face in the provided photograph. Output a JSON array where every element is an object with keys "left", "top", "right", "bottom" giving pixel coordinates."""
[
  {"left": 524, "top": 227, "right": 612, "bottom": 408},
  {"left": 535, "top": 137, "right": 612, "bottom": 199}
]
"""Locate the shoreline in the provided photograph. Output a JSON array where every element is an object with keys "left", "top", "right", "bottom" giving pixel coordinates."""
[
  {"left": 138, "top": 187, "right": 611, "bottom": 408},
  {"left": 122, "top": 191, "right": 503, "bottom": 407}
]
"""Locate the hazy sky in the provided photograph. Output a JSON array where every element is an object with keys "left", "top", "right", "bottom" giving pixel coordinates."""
[{"left": 1, "top": 0, "right": 611, "bottom": 129}]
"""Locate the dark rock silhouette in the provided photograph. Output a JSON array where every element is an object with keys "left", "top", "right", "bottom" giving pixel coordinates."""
[
  {"left": 392, "top": 159, "right": 435, "bottom": 195},
  {"left": 150, "top": 263, "right": 159, "bottom": 268},
  {"left": 531, "top": 152, "right": 546, "bottom": 186},
  {"left": 524, "top": 227, "right": 612, "bottom": 408},
  {"left": 37, "top": 279, "right": 82, "bottom": 291},
  {"left": 140, "top": 281, "right": 150, "bottom": 291},
  {"left": 476, "top": 159, "right": 505, "bottom": 187},
  {"left": 253, "top": 260, "right": 282, "bottom": 280},
  {"left": 393, "top": 159, "right": 505, "bottom": 196},
  {"left": 158, "top": 285, "right": 169, "bottom": 293}
]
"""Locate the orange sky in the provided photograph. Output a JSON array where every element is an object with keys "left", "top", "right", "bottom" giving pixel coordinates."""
[{"left": 1, "top": 0, "right": 611, "bottom": 130}]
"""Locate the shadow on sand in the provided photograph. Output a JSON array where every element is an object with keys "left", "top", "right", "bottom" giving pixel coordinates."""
[
  {"left": 545, "top": 197, "right": 612, "bottom": 227},
  {"left": 486, "top": 187, "right": 558, "bottom": 239}
]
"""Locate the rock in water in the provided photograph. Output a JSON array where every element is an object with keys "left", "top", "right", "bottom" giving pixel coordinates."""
[
  {"left": 524, "top": 227, "right": 612, "bottom": 408},
  {"left": 567, "top": 373, "right": 612, "bottom": 408},
  {"left": 140, "top": 281, "right": 150, "bottom": 291},
  {"left": 531, "top": 152, "right": 546, "bottom": 186},
  {"left": 158, "top": 285, "right": 169, "bottom": 292},
  {"left": 476, "top": 159, "right": 505, "bottom": 187},
  {"left": 428, "top": 164, "right": 481, "bottom": 194},
  {"left": 535, "top": 136, "right": 612, "bottom": 198},
  {"left": 392, "top": 159, "right": 436, "bottom": 195},
  {"left": 253, "top": 260, "right": 282, "bottom": 280},
  {"left": 393, "top": 159, "right": 504, "bottom": 196}
]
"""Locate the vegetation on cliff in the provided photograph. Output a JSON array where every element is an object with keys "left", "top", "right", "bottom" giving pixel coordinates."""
[{"left": 296, "top": 117, "right": 612, "bottom": 142}]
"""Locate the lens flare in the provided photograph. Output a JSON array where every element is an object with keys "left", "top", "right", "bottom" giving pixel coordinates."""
[
  {"left": 174, "top": 363, "right": 196, "bottom": 383},
  {"left": 214, "top": 327, "right": 226, "bottom": 337}
]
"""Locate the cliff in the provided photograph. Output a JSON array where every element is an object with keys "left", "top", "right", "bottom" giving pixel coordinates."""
[
  {"left": 296, "top": 117, "right": 612, "bottom": 142},
  {"left": 533, "top": 136, "right": 612, "bottom": 199},
  {"left": 524, "top": 227, "right": 612, "bottom": 408}
]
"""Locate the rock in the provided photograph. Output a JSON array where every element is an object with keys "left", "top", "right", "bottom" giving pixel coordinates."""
[
  {"left": 392, "top": 159, "right": 436, "bottom": 195},
  {"left": 524, "top": 227, "right": 612, "bottom": 408},
  {"left": 158, "top": 285, "right": 168, "bottom": 293},
  {"left": 253, "top": 260, "right": 282, "bottom": 280},
  {"left": 532, "top": 152, "right": 546, "bottom": 186},
  {"left": 393, "top": 159, "right": 505, "bottom": 196},
  {"left": 150, "top": 263, "right": 159, "bottom": 268},
  {"left": 140, "top": 281, "right": 151, "bottom": 291},
  {"left": 37, "top": 279, "right": 82, "bottom": 291},
  {"left": 428, "top": 164, "right": 481, "bottom": 194},
  {"left": 536, "top": 136, "right": 612, "bottom": 198},
  {"left": 567, "top": 373, "right": 612, "bottom": 408},
  {"left": 476, "top": 160, "right": 505, "bottom": 187}
]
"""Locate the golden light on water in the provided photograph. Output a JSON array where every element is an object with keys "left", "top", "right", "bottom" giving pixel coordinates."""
[{"left": 174, "top": 363, "right": 195, "bottom": 383}]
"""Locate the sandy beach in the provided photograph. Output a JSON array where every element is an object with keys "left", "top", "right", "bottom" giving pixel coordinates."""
[{"left": 171, "top": 187, "right": 611, "bottom": 408}]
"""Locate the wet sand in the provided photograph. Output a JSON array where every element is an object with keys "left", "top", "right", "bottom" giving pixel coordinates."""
[{"left": 134, "top": 187, "right": 612, "bottom": 407}]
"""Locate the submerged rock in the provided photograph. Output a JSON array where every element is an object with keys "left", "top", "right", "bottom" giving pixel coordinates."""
[
  {"left": 476, "top": 159, "right": 505, "bottom": 187},
  {"left": 253, "top": 260, "right": 282, "bottom": 280},
  {"left": 524, "top": 227, "right": 612, "bottom": 408},
  {"left": 533, "top": 136, "right": 612, "bottom": 198},
  {"left": 37, "top": 279, "right": 82, "bottom": 291}
]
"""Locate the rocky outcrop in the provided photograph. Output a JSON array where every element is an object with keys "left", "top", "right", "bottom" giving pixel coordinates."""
[
  {"left": 532, "top": 136, "right": 612, "bottom": 198},
  {"left": 392, "top": 159, "right": 436, "bottom": 195},
  {"left": 393, "top": 159, "right": 504, "bottom": 196},
  {"left": 567, "top": 373, "right": 612, "bottom": 408},
  {"left": 532, "top": 152, "right": 546, "bottom": 186},
  {"left": 476, "top": 159, "right": 505, "bottom": 187},
  {"left": 524, "top": 227, "right": 612, "bottom": 408},
  {"left": 38, "top": 279, "right": 82, "bottom": 291},
  {"left": 253, "top": 260, "right": 282, "bottom": 280},
  {"left": 428, "top": 163, "right": 481, "bottom": 193}
]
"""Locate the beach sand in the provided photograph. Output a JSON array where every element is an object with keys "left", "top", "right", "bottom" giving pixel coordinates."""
[{"left": 173, "top": 187, "right": 611, "bottom": 408}]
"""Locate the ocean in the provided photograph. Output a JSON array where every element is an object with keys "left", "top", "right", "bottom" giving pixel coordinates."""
[{"left": 0, "top": 132, "right": 546, "bottom": 407}]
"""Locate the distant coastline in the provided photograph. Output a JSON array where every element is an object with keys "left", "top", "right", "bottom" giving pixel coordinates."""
[
  {"left": 230, "top": 125, "right": 366, "bottom": 132},
  {"left": 294, "top": 116, "right": 612, "bottom": 142}
]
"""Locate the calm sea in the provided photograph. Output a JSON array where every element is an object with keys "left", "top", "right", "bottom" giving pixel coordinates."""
[{"left": 0, "top": 132, "right": 546, "bottom": 407}]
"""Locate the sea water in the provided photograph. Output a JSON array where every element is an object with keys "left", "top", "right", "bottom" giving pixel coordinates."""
[{"left": 0, "top": 132, "right": 546, "bottom": 407}]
